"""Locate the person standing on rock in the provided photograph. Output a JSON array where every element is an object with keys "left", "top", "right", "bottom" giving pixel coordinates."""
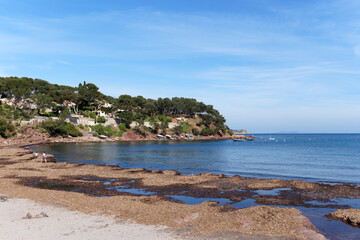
[
  {"left": 42, "top": 152, "right": 47, "bottom": 163},
  {"left": 34, "top": 152, "right": 39, "bottom": 161}
]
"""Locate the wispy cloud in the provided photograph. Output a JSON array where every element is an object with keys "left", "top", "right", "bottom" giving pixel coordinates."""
[{"left": 57, "top": 60, "right": 73, "bottom": 66}]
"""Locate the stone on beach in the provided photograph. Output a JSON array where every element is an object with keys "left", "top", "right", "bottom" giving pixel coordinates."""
[
  {"left": 45, "top": 154, "right": 56, "bottom": 163},
  {"left": 163, "top": 170, "right": 180, "bottom": 175}
]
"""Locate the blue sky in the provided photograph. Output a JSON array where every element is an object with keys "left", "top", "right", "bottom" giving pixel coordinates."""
[{"left": 0, "top": 0, "right": 360, "bottom": 133}]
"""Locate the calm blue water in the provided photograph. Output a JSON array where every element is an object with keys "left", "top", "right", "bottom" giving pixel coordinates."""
[{"left": 32, "top": 134, "right": 360, "bottom": 184}]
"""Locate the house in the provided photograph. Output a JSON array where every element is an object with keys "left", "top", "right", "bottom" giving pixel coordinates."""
[
  {"left": 67, "top": 114, "right": 95, "bottom": 126},
  {"left": 63, "top": 100, "right": 76, "bottom": 108}
]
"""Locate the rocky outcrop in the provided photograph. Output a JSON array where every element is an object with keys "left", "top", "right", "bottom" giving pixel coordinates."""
[{"left": 326, "top": 209, "right": 360, "bottom": 227}]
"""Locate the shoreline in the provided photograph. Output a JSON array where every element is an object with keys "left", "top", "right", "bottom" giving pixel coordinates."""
[
  {"left": 1, "top": 145, "right": 360, "bottom": 239},
  {"left": 1, "top": 130, "right": 233, "bottom": 149}
]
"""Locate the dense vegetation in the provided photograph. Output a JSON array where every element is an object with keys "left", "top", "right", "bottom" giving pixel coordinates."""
[
  {"left": 40, "top": 120, "right": 83, "bottom": 137},
  {"left": 0, "top": 104, "right": 30, "bottom": 138},
  {"left": 0, "top": 76, "right": 230, "bottom": 137},
  {"left": 0, "top": 117, "right": 15, "bottom": 138}
]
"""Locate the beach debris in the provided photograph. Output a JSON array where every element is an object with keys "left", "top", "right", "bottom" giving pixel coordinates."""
[
  {"left": 23, "top": 212, "right": 49, "bottom": 219},
  {"left": 174, "top": 213, "right": 199, "bottom": 224},
  {"left": 326, "top": 209, "right": 360, "bottom": 228},
  {"left": 23, "top": 213, "right": 32, "bottom": 219},
  {"left": 0, "top": 195, "right": 8, "bottom": 202},
  {"left": 36, "top": 212, "right": 49, "bottom": 218}
]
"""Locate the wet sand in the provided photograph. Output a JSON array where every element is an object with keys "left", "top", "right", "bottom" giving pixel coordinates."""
[{"left": 1, "top": 145, "right": 360, "bottom": 239}]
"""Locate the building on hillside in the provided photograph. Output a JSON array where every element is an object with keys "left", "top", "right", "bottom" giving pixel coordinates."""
[
  {"left": 102, "top": 102, "right": 113, "bottom": 108},
  {"left": 63, "top": 100, "right": 76, "bottom": 108},
  {"left": 67, "top": 114, "right": 95, "bottom": 126}
]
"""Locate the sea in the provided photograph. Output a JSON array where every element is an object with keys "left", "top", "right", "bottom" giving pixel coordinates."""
[
  {"left": 31, "top": 133, "right": 360, "bottom": 239},
  {"left": 32, "top": 133, "right": 360, "bottom": 184}
]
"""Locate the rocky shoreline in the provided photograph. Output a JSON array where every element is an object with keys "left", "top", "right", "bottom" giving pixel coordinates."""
[
  {"left": 0, "top": 124, "right": 232, "bottom": 148},
  {"left": 2, "top": 144, "right": 360, "bottom": 239}
]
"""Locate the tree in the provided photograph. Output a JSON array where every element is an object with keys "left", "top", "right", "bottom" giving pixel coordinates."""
[
  {"left": 134, "top": 96, "right": 146, "bottom": 108},
  {"left": 3, "top": 77, "right": 32, "bottom": 108},
  {"left": 0, "top": 79, "right": 5, "bottom": 98},
  {"left": 116, "top": 111, "right": 135, "bottom": 128},
  {"left": 118, "top": 95, "right": 135, "bottom": 110},
  {"left": 77, "top": 82, "right": 101, "bottom": 109}
]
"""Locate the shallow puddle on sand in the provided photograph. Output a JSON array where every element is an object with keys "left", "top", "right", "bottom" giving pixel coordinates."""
[
  {"left": 165, "top": 195, "right": 232, "bottom": 206},
  {"left": 231, "top": 198, "right": 257, "bottom": 209},
  {"left": 252, "top": 188, "right": 292, "bottom": 196},
  {"left": 108, "top": 185, "right": 157, "bottom": 195},
  {"left": 296, "top": 206, "right": 360, "bottom": 239}
]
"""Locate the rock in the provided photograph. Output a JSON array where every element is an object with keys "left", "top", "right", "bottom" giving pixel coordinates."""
[
  {"left": 152, "top": 170, "right": 163, "bottom": 174},
  {"left": 326, "top": 209, "right": 360, "bottom": 227},
  {"left": 200, "top": 172, "right": 213, "bottom": 176},
  {"left": 23, "top": 213, "right": 32, "bottom": 219},
  {"left": 35, "top": 212, "right": 49, "bottom": 218},
  {"left": 163, "top": 170, "right": 180, "bottom": 176},
  {"left": 46, "top": 154, "right": 56, "bottom": 163}
]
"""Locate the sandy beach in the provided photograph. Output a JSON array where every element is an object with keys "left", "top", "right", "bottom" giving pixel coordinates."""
[{"left": 0, "top": 196, "right": 182, "bottom": 240}]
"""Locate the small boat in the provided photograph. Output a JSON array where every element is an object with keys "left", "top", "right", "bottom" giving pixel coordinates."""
[
  {"left": 157, "top": 134, "right": 165, "bottom": 139},
  {"left": 165, "top": 135, "right": 174, "bottom": 140},
  {"left": 99, "top": 135, "right": 108, "bottom": 139},
  {"left": 232, "top": 138, "right": 244, "bottom": 142},
  {"left": 245, "top": 135, "right": 255, "bottom": 141}
]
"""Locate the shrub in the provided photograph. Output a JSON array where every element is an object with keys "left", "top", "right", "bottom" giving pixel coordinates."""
[
  {"left": 0, "top": 117, "right": 15, "bottom": 138},
  {"left": 96, "top": 116, "right": 107, "bottom": 123},
  {"left": 192, "top": 128, "right": 200, "bottom": 136},
  {"left": 150, "top": 122, "right": 160, "bottom": 134},
  {"left": 79, "top": 125, "right": 90, "bottom": 131},
  {"left": 41, "top": 120, "right": 83, "bottom": 137},
  {"left": 181, "top": 123, "right": 190, "bottom": 133},
  {"left": 158, "top": 115, "right": 166, "bottom": 122},
  {"left": 90, "top": 124, "right": 118, "bottom": 137},
  {"left": 200, "top": 127, "right": 213, "bottom": 136},
  {"left": 118, "top": 123, "right": 127, "bottom": 136},
  {"left": 82, "top": 110, "right": 96, "bottom": 120}
]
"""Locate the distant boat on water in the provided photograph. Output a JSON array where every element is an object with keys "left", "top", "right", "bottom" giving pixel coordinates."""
[
  {"left": 232, "top": 138, "right": 244, "bottom": 142},
  {"left": 245, "top": 135, "right": 255, "bottom": 141}
]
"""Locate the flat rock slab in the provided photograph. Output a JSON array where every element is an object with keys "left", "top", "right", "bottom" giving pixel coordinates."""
[
  {"left": 45, "top": 154, "right": 56, "bottom": 163},
  {"left": 327, "top": 209, "right": 360, "bottom": 228}
]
